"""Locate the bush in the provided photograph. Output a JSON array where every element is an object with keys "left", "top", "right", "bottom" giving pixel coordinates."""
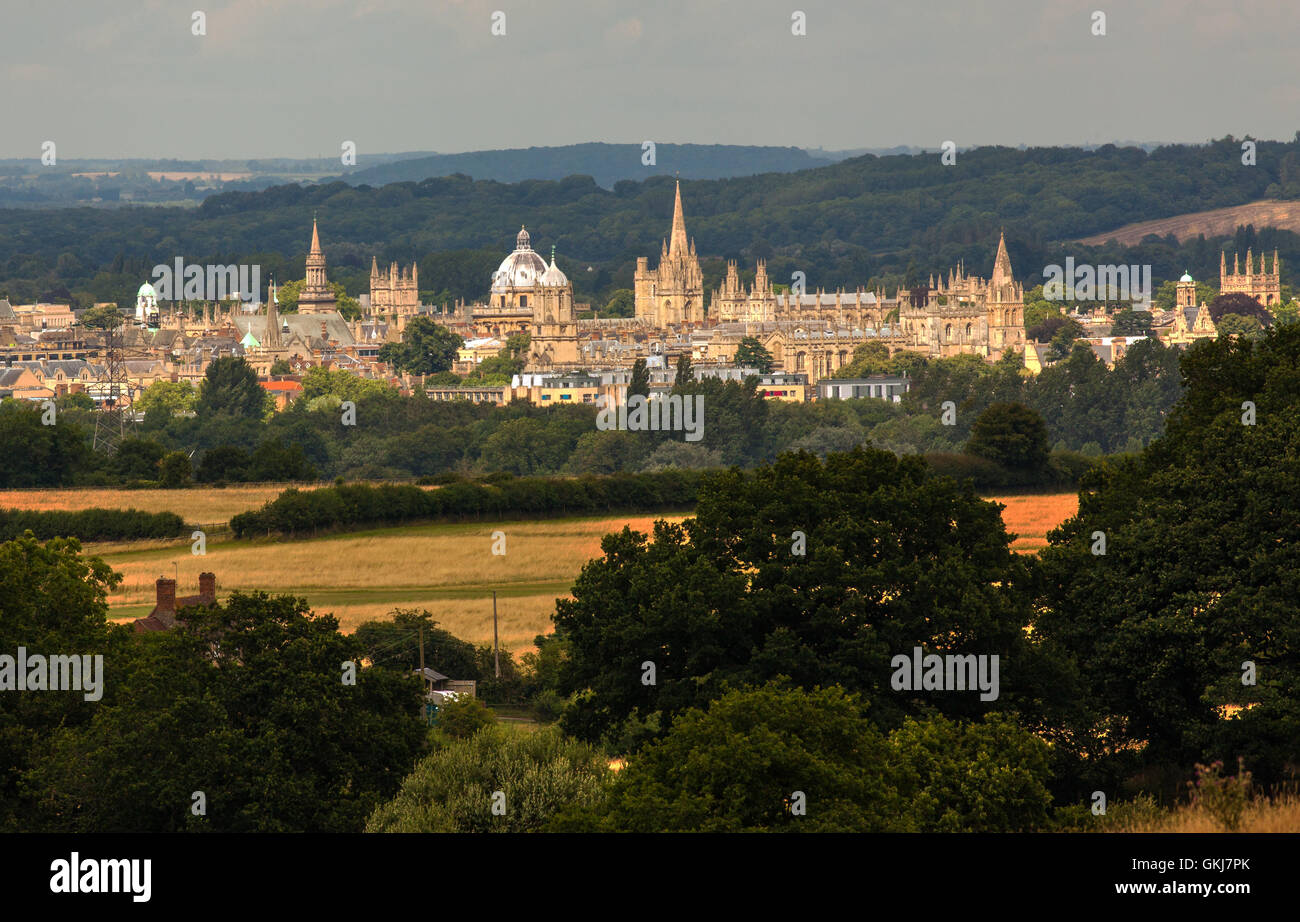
[
  {"left": 365, "top": 727, "right": 608, "bottom": 833},
  {"left": 0, "top": 509, "right": 187, "bottom": 542},
  {"left": 436, "top": 695, "right": 496, "bottom": 740},
  {"left": 231, "top": 470, "right": 704, "bottom": 538}
]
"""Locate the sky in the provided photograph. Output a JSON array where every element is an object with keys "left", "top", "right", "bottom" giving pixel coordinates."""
[{"left": 3, "top": 0, "right": 1298, "bottom": 160}]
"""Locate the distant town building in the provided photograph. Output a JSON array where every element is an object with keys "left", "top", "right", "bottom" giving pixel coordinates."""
[
  {"left": 815, "top": 375, "right": 910, "bottom": 402},
  {"left": 1220, "top": 249, "right": 1281, "bottom": 307},
  {"left": 297, "top": 218, "right": 337, "bottom": 314}
]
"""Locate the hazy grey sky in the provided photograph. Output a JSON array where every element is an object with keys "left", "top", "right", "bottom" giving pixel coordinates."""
[{"left": 4, "top": 0, "right": 1297, "bottom": 160}]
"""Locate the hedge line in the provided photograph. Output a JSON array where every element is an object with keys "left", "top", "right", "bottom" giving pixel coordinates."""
[
  {"left": 230, "top": 471, "right": 705, "bottom": 538},
  {"left": 0, "top": 508, "right": 188, "bottom": 542},
  {"left": 923, "top": 450, "right": 1098, "bottom": 490}
]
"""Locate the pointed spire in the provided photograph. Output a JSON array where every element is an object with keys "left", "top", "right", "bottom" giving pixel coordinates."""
[
  {"left": 991, "top": 230, "right": 1013, "bottom": 287},
  {"left": 668, "top": 180, "right": 688, "bottom": 258},
  {"left": 310, "top": 216, "right": 322, "bottom": 256}
]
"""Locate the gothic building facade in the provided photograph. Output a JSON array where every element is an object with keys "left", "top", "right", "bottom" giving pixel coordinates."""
[
  {"left": 1220, "top": 249, "right": 1281, "bottom": 306},
  {"left": 634, "top": 181, "right": 707, "bottom": 326},
  {"left": 896, "top": 233, "right": 1026, "bottom": 358},
  {"left": 369, "top": 257, "right": 419, "bottom": 316}
]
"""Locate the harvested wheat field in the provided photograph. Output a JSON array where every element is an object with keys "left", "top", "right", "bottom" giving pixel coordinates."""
[
  {"left": 0, "top": 483, "right": 325, "bottom": 526},
  {"left": 1109, "top": 797, "right": 1300, "bottom": 833},
  {"left": 98, "top": 515, "right": 684, "bottom": 650},
  {"left": 985, "top": 492, "right": 1078, "bottom": 554}
]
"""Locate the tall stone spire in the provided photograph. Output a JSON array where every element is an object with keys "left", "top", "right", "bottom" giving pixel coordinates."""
[
  {"left": 990, "top": 230, "right": 1013, "bottom": 288},
  {"left": 265, "top": 278, "right": 282, "bottom": 348},
  {"left": 299, "top": 216, "right": 336, "bottom": 314},
  {"left": 669, "top": 180, "right": 689, "bottom": 258}
]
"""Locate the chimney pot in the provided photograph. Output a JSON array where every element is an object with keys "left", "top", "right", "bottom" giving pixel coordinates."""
[
  {"left": 199, "top": 571, "right": 216, "bottom": 603},
  {"left": 155, "top": 577, "right": 177, "bottom": 625}
]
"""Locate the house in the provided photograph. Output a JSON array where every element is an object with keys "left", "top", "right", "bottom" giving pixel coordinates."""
[
  {"left": 131, "top": 573, "right": 217, "bottom": 633},
  {"left": 814, "top": 375, "right": 910, "bottom": 402},
  {"left": 413, "top": 666, "right": 477, "bottom": 701}
]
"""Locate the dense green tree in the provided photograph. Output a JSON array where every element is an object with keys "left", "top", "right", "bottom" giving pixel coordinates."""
[
  {"left": 366, "top": 727, "right": 607, "bottom": 833},
  {"left": 196, "top": 356, "right": 265, "bottom": 419},
  {"left": 157, "top": 451, "right": 192, "bottom": 487},
  {"left": 965, "top": 402, "right": 1050, "bottom": 470},
  {"left": 0, "top": 400, "right": 89, "bottom": 488},
  {"left": 562, "top": 684, "right": 904, "bottom": 832},
  {"left": 26, "top": 592, "right": 427, "bottom": 832},
  {"left": 1215, "top": 312, "right": 1265, "bottom": 338},
  {"left": 379, "top": 316, "right": 463, "bottom": 375},
  {"left": 1109, "top": 308, "right": 1154, "bottom": 337},
  {"left": 734, "top": 336, "right": 775, "bottom": 374},
  {"left": 354, "top": 608, "right": 480, "bottom": 678},
  {"left": 601, "top": 288, "right": 635, "bottom": 318},
  {"left": 79, "top": 304, "right": 123, "bottom": 329},
  {"left": 194, "top": 445, "right": 251, "bottom": 483},
  {"left": 111, "top": 437, "right": 167, "bottom": 481},
  {"left": 134, "top": 380, "right": 196, "bottom": 417},
  {"left": 554, "top": 447, "right": 1051, "bottom": 748},
  {"left": 1037, "top": 325, "right": 1300, "bottom": 791},
  {"left": 1208, "top": 292, "right": 1271, "bottom": 326},
  {"left": 628, "top": 358, "right": 650, "bottom": 400},
  {"left": 0, "top": 534, "right": 120, "bottom": 830},
  {"left": 888, "top": 713, "right": 1053, "bottom": 832},
  {"left": 436, "top": 696, "right": 496, "bottom": 739}
]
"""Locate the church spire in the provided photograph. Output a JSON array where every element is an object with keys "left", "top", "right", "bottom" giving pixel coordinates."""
[
  {"left": 668, "top": 180, "right": 688, "bottom": 258},
  {"left": 991, "top": 230, "right": 1013, "bottom": 287},
  {"left": 310, "top": 216, "right": 322, "bottom": 256}
]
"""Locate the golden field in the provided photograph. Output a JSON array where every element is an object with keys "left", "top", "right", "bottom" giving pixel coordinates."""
[
  {"left": 8, "top": 484, "right": 1079, "bottom": 649},
  {"left": 986, "top": 493, "right": 1078, "bottom": 554},
  {"left": 0, "top": 483, "right": 324, "bottom": 526},
  {"left": 1109, "top": 796, "right": 1300, "bottom": 833},
  {"left": 97, "top": 515, "right": 683, "bottom": 651}
]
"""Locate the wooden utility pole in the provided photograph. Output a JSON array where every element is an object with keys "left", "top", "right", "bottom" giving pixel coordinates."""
[
  {"left": 493, "top": 591, "right": 500, "bottom": 678},
  {"left": 419, "top": 622, "right": 425, "bottom": 673}
]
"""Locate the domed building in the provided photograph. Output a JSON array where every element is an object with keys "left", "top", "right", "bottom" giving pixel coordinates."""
[
  {"left": 491, "top": 227, "right": 551, "bottom": 311},
  {"left": 135, "top": 281, "right": 159, "bottom": 323},
  {"left": 462, "top": 225, "right": 582, "bottom": 369}
]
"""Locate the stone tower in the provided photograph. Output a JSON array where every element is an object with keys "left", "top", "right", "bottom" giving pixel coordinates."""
[
  {"left": 1220, "top": 249, "right": 1281, "bottom": 306},
  {"left": 265, "top": 278, "right": 282, "bottom": 348},
  {"left": 634, "top": 181, "right": 706, "bottom": 326},
  {"left": 527, "top": 245, "right": 580, "bottom": 369},
  {"left": 370, "top": 256, "right": 420, "bottom": 316},
  {"left": 984, "top": 231, "right": 1025, "bottom": 354},
  {"left": 297, "top": 217, "right": 337, "bottom": 315}
]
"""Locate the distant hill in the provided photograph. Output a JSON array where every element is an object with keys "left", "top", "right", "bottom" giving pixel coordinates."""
[
  {"left": 1077, "top": 200, "right": 1300, "bottom": 245},
  {"left": 341, "top": 143, "right": 839, "bottom": 189},
  {"left": 4, "top": 137, "right": 1300, "bottom": 311}
]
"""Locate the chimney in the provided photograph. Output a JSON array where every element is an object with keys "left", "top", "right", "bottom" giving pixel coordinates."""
[
  {"left": 198, "top": 572, "right": 216, "bottom": 603},
  {"left": 155, "top": 577, "right": 177, "bottom": 626}
]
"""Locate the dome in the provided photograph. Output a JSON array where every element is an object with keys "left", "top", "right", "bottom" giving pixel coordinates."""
[
  {"left": 137, "top": 282, "right": 158, "bottom": 303},
  {"left": 1180, "top": 271, "right": 1194, "bottom": 282},
  {"left": 491, "top": 225, "right": 548, "bottom": 293},
  {"left": 540, "top": 252, "right": 568, "bottom": 287}
]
